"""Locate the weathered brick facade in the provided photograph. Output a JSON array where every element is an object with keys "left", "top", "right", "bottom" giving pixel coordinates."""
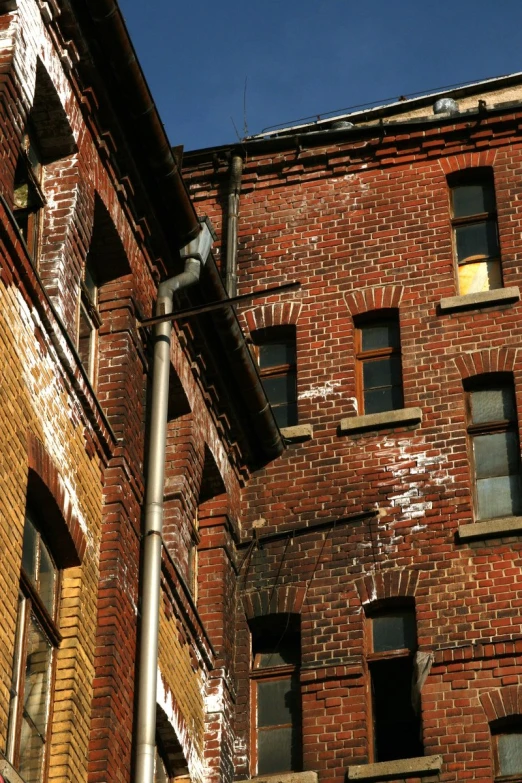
[
  {"left": 0, "top": 2, "right": 277, "bottom": 783},
  {"left": 184, "top": 76, "right": 522, "bottom": 783}
]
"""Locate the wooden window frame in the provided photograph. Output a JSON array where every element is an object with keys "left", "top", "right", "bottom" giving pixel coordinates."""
[
  {"left": 251, "top": 327, "right": 298, "bottom": 428},
  {"left": 449, "top": 168, "right": 502, "bottom": 295},
  {"left": 355, "top": 312, "right": 403, "bottom": 416},
  {"left": 77, "top": 263, "right": 102, "bottom": 386},
  {"left": 250, "top": 660, "right": 301, "bottom": 776},
  {"left": 13, "top": 129, "right": 46, "bottom": 260},
  {"left": 365, "top": 605, "right": 422, "bottom": 764},
  {"left": 465, "top": 376, "right": 522, "bottom": 522},
  {"left": 7, "top": 512, "right": 62, "bottom": 783}
]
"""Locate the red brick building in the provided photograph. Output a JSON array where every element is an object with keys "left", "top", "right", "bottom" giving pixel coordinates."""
[{"left": 183, "top": 74, "right": 522, "bottom": 783}]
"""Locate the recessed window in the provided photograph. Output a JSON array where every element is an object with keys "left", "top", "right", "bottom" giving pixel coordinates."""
[
  {"left": 7, "top": 510, "right": 61, "bottom": 783},
  {"left": 367, "top": 607, "right": 422, "bottom": 763},
  {"left": 250, "top": 615, "right": 302, "bottom": 775},
  {"left": 78, "top": 260, "right": 101, "bottom": 384},
  {"left": 253, "top": 328, "right": 297, "bottom": 428},
  {"left": 450, "top": 169, "right": 501, "bottom": 296},
  {"left": 356, "top": 313, "right": 404, "bottom": 415},
  {"left": 465, "top": 376, "right": 522, "bottom": 521},
  {"left": 13, "top": 130, "right": 45, "bottom": 258}
]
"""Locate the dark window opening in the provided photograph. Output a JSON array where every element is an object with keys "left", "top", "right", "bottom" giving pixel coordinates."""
[
  {"left": 13, "top": 130, "right": 45, "bottom": 258},
  {"left": 449, "top": 168, "right": 502, "bottom": 295},
  {"left": 356, "top": 313, "right": 403, "bottom": 415},
  {"left": 250, "top": 615, "right": 302, "bottom": 776},
  {"left": 465, "top": 375, "right": 522, "bottom": 521},
  {"left": 368, "top": 607, "right": 422, "bottom": 763},
  {"left": 252, "top": 328, "right": 297, "bottom": 428}
]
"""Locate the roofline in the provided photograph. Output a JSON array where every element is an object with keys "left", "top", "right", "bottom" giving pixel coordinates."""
[
  {"left": 253, "top": 71, "right": 522, "bottom": 139},
  {"left": 183, "top": 97, "right": 522, "bottom": 163}
]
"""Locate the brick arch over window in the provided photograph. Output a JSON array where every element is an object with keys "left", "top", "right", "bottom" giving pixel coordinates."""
[
  {"left": 243, "top": 585, "right": 306, "bottom": 620},
  {"left": 27, "top": 432, "right": 86, "bottom": 565},
  {"left": 355, "top": 569, "right": 419, "bottom": 607},
  {"left": 242, "top": 302, "right": 302, "bottom": 336},
  {"left": 480, "top": 685, "right": 522, "bottom": 724},
  {"left": 344, "top": 285, "right": 403, "bottom": 317},
  {"left": 453, "top": 347, "right": 518, "bottom": 380},
  {"left": 438, "top": 150, "right": 498, "bottom": 176}
]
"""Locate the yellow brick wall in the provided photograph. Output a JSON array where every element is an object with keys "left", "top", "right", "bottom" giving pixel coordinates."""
[
  {"left": 158, "top": 593, "right": 206, "bottom": 783},
  {"left": 0, "top": 278, "right": 102, "bottom": 783}
]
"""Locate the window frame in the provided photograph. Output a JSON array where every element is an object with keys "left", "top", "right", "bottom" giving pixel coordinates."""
[
  {"left": 464, "top": 375, "right": 522, "bottom": 522},
  {"left": 449, "top": 168, "right": 502, "bottom": 295},
  {"left": 77, "top": 262, "right": 102, "bottom": 385},
  {"left": 492, "top": 722, "right": 522, "bottom": 781},
  {"left": 251, "top": 327, "right": 298, "bottom": 429},
  {"left": 355, "top": 312, "right": 404, "bottom": 416},
  {"left": 7, "top": 511, "right": 62, "bottom": 783},
  {"left": 13, "top": 129, "right": 46, "bottom": 259},
  {"left": 365, "top": 605, "right": 423, "bottom": 764},
  {"left": 249, "top": 617, "right": 302, "bottom": 777}
]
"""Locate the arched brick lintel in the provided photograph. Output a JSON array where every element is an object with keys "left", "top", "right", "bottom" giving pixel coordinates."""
[
  {"left": 453, "top": 347, "right": 518, "bottom": 380},
  {"left": 27, "top": 432, "right": 86, "bottom": 566},
  {"left": 438, "top": 150, "right": 498, "bottom": 176},
  {"left": 242, "top": 302, "right": 302, "bottom": 335},
  {"left": 355, "top": 569, "right": 419, "bottom": 608},
  {"left": 344, "top": 286, "right": 403, "bottom": 318},
  {"left": 242, "top": 585, "right": 306, "bottom": 620},
  {"left": 480, "top": 685, "right": 522, "bottom": 725}
]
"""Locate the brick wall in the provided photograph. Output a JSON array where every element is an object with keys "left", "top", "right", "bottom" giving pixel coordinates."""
[
  {"left": 0, "top": 3, "right": 247, "bottom": 783},
  {"left": 184, "top": 95, "right": 522, "bottom": 783}
]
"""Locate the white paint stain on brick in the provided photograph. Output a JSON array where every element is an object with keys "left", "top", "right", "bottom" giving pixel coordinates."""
[
  {"left": 157, "top": 669, "right": 205, "bottom": 783},
  {"left": 11, "top": 288, "right": 94, "bottom": 549},
  {"left": 299, "top": 379, "right": 342, "bottom": 399}
]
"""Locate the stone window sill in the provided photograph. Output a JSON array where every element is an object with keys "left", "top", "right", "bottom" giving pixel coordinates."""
[
  {"left": 439, "top": 287, "right": 520, "bottom": 313},
  {"left": 280, "top": 423, "right": 313, "bottom": 442},
  {"left": 0, "top": 755, "right": 26, "bottom": 783},
  {"left": 248, "top": 772, "right": 318, "bottom": 783},
  {"left": 458, "top": 516, "right": 522, "bottom": 541},
  {"left": 339, "top": 407, "right": 422, "bottom": 435},
  {"left": 347, "top": 754, "right": 443, "bottom": 781}
]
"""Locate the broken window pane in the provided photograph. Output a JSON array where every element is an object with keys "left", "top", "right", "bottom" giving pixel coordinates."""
[{"left": 455, "top": 221, "right": 498, "bottom": 263}]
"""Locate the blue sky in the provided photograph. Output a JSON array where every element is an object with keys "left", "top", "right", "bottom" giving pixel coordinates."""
[{"left": 118, "top": 1, "right": 522, "bottom": 151}]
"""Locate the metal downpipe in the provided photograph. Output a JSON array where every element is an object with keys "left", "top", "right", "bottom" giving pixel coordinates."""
[
  {"left": 225, "top": 154, "right": 243, "bottom": 297},
  {"left": 135, "top": 224, "right": 213, "bottom": 783}
]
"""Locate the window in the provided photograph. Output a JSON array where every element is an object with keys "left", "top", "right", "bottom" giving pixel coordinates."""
[
  {"left": 465, "top": 376, "right": 522, "bottom": 521},
  {"left": 77, "top": 259, "right": 101, "bottom": 383},
  {"left": 252, "top": 328, "right": 297, "bottom": 428},
  {"left": 7, "top": 510, "right": 61, "bottom": 783},
  {"left": 356, "top": 313, "right": 404, "bottom": 415},
  {"left": 493, "top": 724, "right": 522, "bottom": 779},
  {"left": 13, "top": 129, "right": 45, "bottom": 258},
  {"left": 449, "top": 169, "right": 501, "bottom": 296},
  {"left": 367, "top": 606, "right": 422, "bottom": 762},
  {"left": 250, "top": 615, "right": 302, "bottom": 775}
]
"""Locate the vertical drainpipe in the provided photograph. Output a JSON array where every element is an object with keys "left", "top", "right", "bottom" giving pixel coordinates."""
[
  {"left": 225, "top": 154, "right": 243, "bottom": 297},
  {"left": 135, "top": 220, "right": 214, "bottom": 783}
]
